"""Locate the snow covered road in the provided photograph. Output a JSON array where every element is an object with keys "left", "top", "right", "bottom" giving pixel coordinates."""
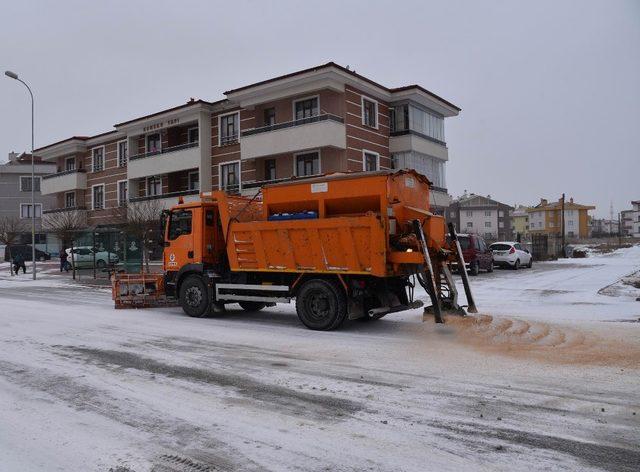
[{"left": 0, "top": 248, "right": 639, "bottom": 471}]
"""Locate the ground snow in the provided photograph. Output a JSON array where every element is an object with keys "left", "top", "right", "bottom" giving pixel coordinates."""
[{"left": 0, "top": 247, "right": 638, "bottom": 471}]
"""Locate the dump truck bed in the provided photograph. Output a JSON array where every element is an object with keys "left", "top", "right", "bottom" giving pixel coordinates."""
[{"left": 214, "top": 170, "right": 444, "bottom": 278}]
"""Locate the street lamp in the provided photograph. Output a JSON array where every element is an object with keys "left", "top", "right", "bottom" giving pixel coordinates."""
[{"left": 5, "top": 70, "right": 36, "bottom": 280}]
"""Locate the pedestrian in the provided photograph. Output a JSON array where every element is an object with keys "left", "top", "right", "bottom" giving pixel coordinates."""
[
  {"left": 59, "top": 248, "right": 70, "bottom": 272},
  {"left": 13, "top": 251, "right": 26, "bottom": 275}
]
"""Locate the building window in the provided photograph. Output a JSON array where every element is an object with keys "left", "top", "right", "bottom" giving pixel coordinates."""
[
  {"left": 294, "top": 96, "right": 319, "bottom": 120},
  {"left": 363, "top": 151, "right": 379, "bottom": 171},
  {"left": 220, "top": 162, "right": 240, "bottom": 192},
  {"left": 20, "top": 203, "right": 42, "bottom": 218},
  {"left": 390, "top": 105, "right": 410, "bottom": 133},
  {"left": 219, "top": 113, "right": 239, "bottom": 145},
  {"left": 117, "top": 181, "right": 128, "bottom": 206},
  {"left": 408, "top": 105, "right": 445, "bottom": 142},
  {"left": 264, "top": 159, "right": 276, "bottom": 181},
  {"left": 264, "top": 108, "right": 276, "bottom": 127},
  {"left": 20, "top": 176, "right": 41, "bottom": 192},
  {"left": 466, "top": 211, "right": 473, "bottom": 217},
  {"left": 92, "top": 185, "right": 105, "bottom": 210},
  {"left": 147, "top": 176, "right": 162, "bottom": 196},
  {"left": 65, "top": 191, "right": 76, "bottom": 208},
  {"left": 188, "top": 127, "right": 199, "bottom": 144},
  {"left": 188, "top": 171, "right": 199, "bottom": 191},
  {"left": 362, "top": 97, "right": 378, "bottom": 128},
  {"left": 498, "top": 210, "right": 504, "bottom": 217},
  {"left": 485, "top": 221, "right": 492, "bottom": 227},
  {"left": 391, "top": 150, "right": 446, "bottom": 189},
  {"left": 117, "top": 140, "right": 128, "bottom": 167},
  {"left": 450, "top": 211, "right": 456, "bottom": 218},
  {"left": 466, "top": 222, "right": 473, "bottom": 228},
  {"left": 146, "top": 133, "right": 161, "bottom": 154},
  {"left": 499, "top": 221, "right": 504, "bottom": 228},
  {"left": 295, "top": 152, "right": 320, "bottom": 177},
  {"left": 65, "top": 157, "right": 76, "bottom": 171},
  {"left": 568, "top": 220, "right": 574, "bottom": 227},
  {"left": 484, "top": 210, "right": 491, "bottom": 216},
  {"left": 92, "top": 147, "right": 105, "bottom": 172}
]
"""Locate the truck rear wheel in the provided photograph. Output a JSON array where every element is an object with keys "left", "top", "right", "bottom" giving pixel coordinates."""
[
  {"left": 179, "top": 275, "right": 209, "bottom": 318},
  {"left": 296, "top": 279, "right": 347, "bottom": 330},
  {"left": 239, "top": 301, "right": 266, "bottom": 312}
]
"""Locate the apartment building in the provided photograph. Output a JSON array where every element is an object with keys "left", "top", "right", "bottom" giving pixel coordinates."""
[
  {"left": 511, "top": 205, "right": 530, "bottom": 240},
  {"left": 527, "top": 197, "right": 595, "bottom": 239},
  {"left": 0, "top": 152, "right": 56, "bottom": 250},
  {"left": 621, "top": 201, "right": 640, "bottom": 237},
  {"left": 36, "top": 62, "right": 460, "bottom": 227},
  {"left": 590, "top": 218, "right": 620, "bottom": 237},
  {"left": 446, "top": 193, "right": 514, "bottom": 241}
]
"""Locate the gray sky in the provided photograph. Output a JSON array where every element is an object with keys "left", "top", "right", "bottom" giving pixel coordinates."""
[{"left": 1, "top": 0, "right": 638, "bottom": 217}]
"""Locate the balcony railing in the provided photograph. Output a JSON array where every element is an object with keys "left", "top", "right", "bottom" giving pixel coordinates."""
[
  {"left": 129, "top": 141, "right": 199, "bottom": 161},
  {"left": 390, "top": 129, "right": 446, "bottom": 147},
  {"left": 128, "top": 189, "right": 199, "bottom": 203},
  {"left": 42, "top": 206, "right": 87, "bottom": 214},
  {"left": 42, "top": 168, "right": 87, "bottom": 180},
  {"left": 241, "top": 114, "right": 344, "bottom": 137}
]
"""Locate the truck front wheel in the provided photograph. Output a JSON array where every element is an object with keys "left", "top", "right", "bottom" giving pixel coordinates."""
[
  {"left": 179, "top": 275, "right": 209, "bottom": 318},
  {"left": 296, "top": 279, "right": 347, "bottom": 330}
]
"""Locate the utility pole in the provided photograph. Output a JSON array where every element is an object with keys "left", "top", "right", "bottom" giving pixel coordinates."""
[
  {"left": 560, "top": 193, "right": 566, "bottom": 258},
  {"left": 618, "top": 211, "right": 622, "bottom": 246}
]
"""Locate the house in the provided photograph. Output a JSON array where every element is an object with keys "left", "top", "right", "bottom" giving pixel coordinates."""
[
  {"left": 0, "top": 152, "right": 56, "bottom": 251},
  {"left": 446, "top": 192, "right": 514, "bottom": 241},
  {"left": 34, "top": 62, "right": 461, "bottom": 230},
  {"left": 527, "top": 197, "right": 594, "bottom": 239},
  {"left": 511, "top": 205, "right": 530, "bottom": 240}
]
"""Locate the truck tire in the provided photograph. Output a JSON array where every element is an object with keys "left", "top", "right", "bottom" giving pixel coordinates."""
[
  {"left": 179, "top": 275, "right": 209, "bottom": 318},
  {"left": 296, "top": 279, "right": 347, "bottom": 330},
  {"left": 239, "top": 301, "right": 266, "bottom": 312}
]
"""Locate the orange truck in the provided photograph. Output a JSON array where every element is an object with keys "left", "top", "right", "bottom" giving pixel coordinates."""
[{"left": 113, "top": 169, "right": 476, "bottom": 330}]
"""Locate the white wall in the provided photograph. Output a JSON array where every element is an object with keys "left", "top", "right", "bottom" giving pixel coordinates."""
[{"left": 458, "top": 209, "right": 498, "bottom": 238}]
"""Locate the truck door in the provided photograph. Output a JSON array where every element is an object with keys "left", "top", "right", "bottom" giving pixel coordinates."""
[{"left": 164, "top": 208, "right": 194, "bottom": 271}]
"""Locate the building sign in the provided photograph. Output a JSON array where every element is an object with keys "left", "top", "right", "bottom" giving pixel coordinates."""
[{"left": 143, "top": 117, "right": 180, "bottom": 133}]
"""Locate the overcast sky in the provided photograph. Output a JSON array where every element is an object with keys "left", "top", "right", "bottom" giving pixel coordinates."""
[{"left": 1, "top": 0, "right": 638, "bottom": 217}]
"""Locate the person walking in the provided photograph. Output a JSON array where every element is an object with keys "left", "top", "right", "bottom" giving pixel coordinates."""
[
  {"left": 13, "top": 251, "right": 27, "bottom": 275},
  {"left": 59, "top": 248, "right": 70, "bottom": 273}
]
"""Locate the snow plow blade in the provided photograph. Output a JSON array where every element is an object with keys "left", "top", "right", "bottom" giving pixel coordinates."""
[{"left": 112, "top": 273, "right": 176, "bottom": 309}]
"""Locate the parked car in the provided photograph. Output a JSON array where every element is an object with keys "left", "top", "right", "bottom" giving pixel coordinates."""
[
  {"left": 450, "top": 233, "right": 494, "bottom": 275},
  {"left": 66, "top": 246, "right": 119, "bottom": 268},
  {"left": 489, "top": 241, "right": 533, "bottom": 269},
  {"left": 4, "top": 245, "right": 51, "bottom": 262}
]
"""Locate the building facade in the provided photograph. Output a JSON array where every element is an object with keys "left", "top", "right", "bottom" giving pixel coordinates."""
[
  {"left": 446, "top": 193, "right": 514, "bottom": 241},
  {"left": 35, "top": 62, "right": 460, "bottom": 226},
  {"left": 527, "top": 197, "right": 594, "bottom": 239},
  {"left": 0, "top": 152, "right": 56, "bottom": 250},
  {"left": 511, "top": 205, "right": 530, "bottom": 240},
  {"left": 621, "top": 201, "right": 640, "bottom": 237}
]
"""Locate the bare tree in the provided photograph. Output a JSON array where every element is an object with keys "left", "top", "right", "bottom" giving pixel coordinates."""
[
  {"left": 0, "top": 216, "right": 26, "bottom": 276},
  {"left": 119, "top": 199, "right": 164, "bottom": 273},
  {"left": 42, "top": 209, "right": 85, "bottom": 279}
]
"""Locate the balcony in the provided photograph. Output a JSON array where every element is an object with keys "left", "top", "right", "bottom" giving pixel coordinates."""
[
  {"left": 128, "top": 189, "right": 200, "bottom": 210},
  {"left": 128, "top": 142, "right": 200, "bottom": 180},
  {"left": 42, "top": 207, "right": 88, "bottom": 228},
  {"left": 41, "top": 169, "right": 87, "bottom": 195},
  {"left": 240, "top": 114, "right": 346, "bottom": 160},
  {"left": 390, "top": 130, "right": 448, "bottom": 161}
]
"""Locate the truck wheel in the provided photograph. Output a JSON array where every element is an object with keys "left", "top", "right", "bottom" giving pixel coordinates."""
[
  {"left": 296, "top": 279, "right": 347, "bottom": 330},
  {"left": 239, "top": 301, "right": 266, "bottom": 312},
  {"left": 180, "top": 275, "right": 209, "bottom": 318}
]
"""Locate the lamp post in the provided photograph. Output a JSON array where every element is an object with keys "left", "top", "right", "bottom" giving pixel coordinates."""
[{"left": 5, "top": 70, "right": 36, "bottom": 280}]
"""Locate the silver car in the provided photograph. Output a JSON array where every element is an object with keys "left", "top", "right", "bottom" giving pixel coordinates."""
[{"left": 66, "top": 246, "right": 119, "bottom": 268}]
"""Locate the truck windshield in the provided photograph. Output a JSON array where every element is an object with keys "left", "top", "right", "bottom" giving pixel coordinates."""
[{"left": 168, "top": 210, "right": 192, "bottom": 240}]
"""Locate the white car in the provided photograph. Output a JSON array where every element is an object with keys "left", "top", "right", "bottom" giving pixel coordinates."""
[
  {"left": 489, "top": 241, "right": 532, "bottom": 270},
  {"left": 66, "top": 246, "right": 119, "bottom": 268}
]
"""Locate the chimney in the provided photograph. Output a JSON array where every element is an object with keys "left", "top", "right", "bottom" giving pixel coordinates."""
[
  {"left": 8, "top": 151, "right": 19, "bottom": 162},
  {"left": 569, "top": 197, "right": 574, "bottom": 204},
  {"left": 540, "top": 198, "right": 548, "bottom": 206},
  {"left": 487, "top": 194, "right": 491, "bottom": 199}
]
